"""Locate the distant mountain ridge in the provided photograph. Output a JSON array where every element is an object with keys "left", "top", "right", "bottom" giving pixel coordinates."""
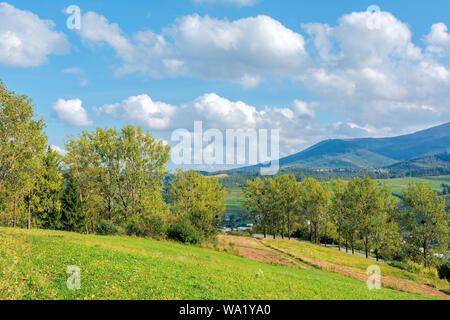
[{"left": 231, "top": 122, "right": 450, "bottom": 172}]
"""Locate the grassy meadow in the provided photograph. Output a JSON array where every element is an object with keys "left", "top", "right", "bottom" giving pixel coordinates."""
[
  {"left": 0, "top": 227, "right": 442, "bottom": 300},
  {"left": 374, "top": 175, "right": 450, "bottom": 195}
]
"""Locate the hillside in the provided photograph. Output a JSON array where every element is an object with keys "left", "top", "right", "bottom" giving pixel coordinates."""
[
  {"left": 386, "top": 152, "right": 450, "bottom": 174},
  {"left": 0, "top": 228, "right": 443, "bottom": 300},
  {"left": 230, "top": 122, "right": 450, "bottom": 172}
]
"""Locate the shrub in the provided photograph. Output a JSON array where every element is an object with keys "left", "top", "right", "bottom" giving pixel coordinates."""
[
  {"left": 125, "top": 212, "right": 168, "bottom": 239},
  {"left": 95, "top": 220, "right": 118, "bottom": 235},
  {"left": 167, "top": 218, "right": 203, "bottom": 244},
  {"left": 438, "top": 262, "right": 450, "bottom": 281},
  {"left": 125, "top": 217, "right": 147, "bottom": 237}
]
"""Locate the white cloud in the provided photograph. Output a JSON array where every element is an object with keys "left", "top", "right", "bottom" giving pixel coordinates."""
[
  {"left": 425, "top": 23, "right": 450, "bottom": 55},
  {"left": 168, "top": 14, "right": 307, "bottom": 83},
  {"left": 75, "top": 8, "right": 450, "bottom": 138},
  {"left": 194, "top": 0, "right": 258, "bottom": 6},
  {"left": 95, "top": 92, "right": 320, "bottom": 154},
  {"left": 94, "top": 94, "right": 177, "bottom": 130},
  {"left": 50, "top": 145, "right": 68, "bottom": 156},
  {"left": 0, "top": 2, "right": 68, "bottom": 67},
  {"left": 78, "top": 12, "right": 176, "bottom": 77},
  {"left": 53, "top": 99, "right": 93, "bottom": 127},
  {"left": 77, "top": 12, "right": 307, "bottom": 84},
  {"left": 301, "top": 9, "right": 450, "bottom": 132}
]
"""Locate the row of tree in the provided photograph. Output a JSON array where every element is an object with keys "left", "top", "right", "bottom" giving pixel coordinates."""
[
  {"left": 0, "top": 80, "right": 226, "bottom": 243},
  {"left": 244, "top": 175, "right": 448, "bottom": 267}
]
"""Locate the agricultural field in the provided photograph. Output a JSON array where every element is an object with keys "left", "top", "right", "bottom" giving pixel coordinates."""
[
  {"left": 223, "top": 176, "right": 450, "bottom": 218},
  {"left": 0, "top": 228, "right": 445, "bottom": 300},
  {"left": 375, "top": 175, "right": 450, "bottom": 195},
  {"left": 223, "top": 188, "right": 251, "bottom": 228}
]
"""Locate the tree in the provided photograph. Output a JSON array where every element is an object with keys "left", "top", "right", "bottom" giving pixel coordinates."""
[
  {"left": 272, "top": 175, "right": 302, "bottom": 239},
  {"left": 300, "top": 178, "right": 330, "bottom": 244},
  {"left": 65, "top": 131, "right": 103, "bottom": 234},
  {"left": 244, "top": 178, "right": 269, "bottom": 238},
  {"left": 60, "top": 171, "right": 86, "bottom": 232},
  {"left": 32, "top": 147, "right": 63, "bottom": 229},
  {"left": 331, "top": 179, "right": 347, "bottom": 251},
  {"left": 0, "top": 80, "right": 47, "bottom": 228},
  {"left": 169, "top": 170, "right": 226, "bottom": 241},
  {"left": 402, "top": 182, "right": 449, "bottom": 267},
  {"left": 115, "top": 126, "right": 170, "bottom": 219},
  {"left": 64, "top": 126, "right": 171, "bottom": 234}
]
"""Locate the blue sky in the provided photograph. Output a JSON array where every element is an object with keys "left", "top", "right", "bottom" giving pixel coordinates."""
[{"left": 1, "top": 0, "right": 450, "bottom": 170}]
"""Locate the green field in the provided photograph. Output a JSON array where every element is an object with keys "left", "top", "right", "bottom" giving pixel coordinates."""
[
  {"left": 223, "top": 188, "right": 250, "bottom": 227},
  {"left": 224, "top": 176, "right": 450, "bottom": 219},
  {"left": 375, "top": 175, "right": 450, "bottom": 195},
  {"left": 0, "top": 228, "right": 436, "bottom": 300}
]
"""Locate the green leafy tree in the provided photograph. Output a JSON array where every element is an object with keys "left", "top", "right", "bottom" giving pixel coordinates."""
[
  {"left": 65, "top": 131, "right": 103, "bottom": 234},
  {"left": 244, "top": 177, "right": 269, "bottom": 237},
  {"left": 169, "top": 170, "right": 226, "bottom": 242},
  {"left": 300, "top": 178, "right": 330, "bottom": 244},
  {"left": 0, "top": 80, "right": 47, "bottom": 228},
  {"left": 32, "top": 147, "right": 63, "bottom": 229},
  {"left": 331, "top": 179, "right": 347, "bottom": 251},
  {"left": 272, "top": 175, "right": 302, "bottom": 239},
  {"left": 60, "top": 172, "right": 86, "bottom": 232},
  {"left": 402, "top": 182, "right": 449, "bottom": 267}
]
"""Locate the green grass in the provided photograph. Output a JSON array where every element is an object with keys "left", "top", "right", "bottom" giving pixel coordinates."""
[
  {"left": 0, "top": 228, "right": 435, "bottom": 300},
  {"left": 224, "top": 188, "right": 249, "bottom": 225},
  {"left": 375, "top": 175, "right": 450, "bottom": 195},
  {"left": 265, "top": 239, "right": 449, "bottom": 291}
]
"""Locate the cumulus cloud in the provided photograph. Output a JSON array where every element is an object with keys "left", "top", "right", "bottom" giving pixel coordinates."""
[
  {"left": 50, "top": 145, "right": 68, "bottom": 156},
  {"left": 0, "top": 2, "right": 68, "bottom": 67},
  {"left": 94, "top": 94, "right": 177, "bottom": 130},
  {"left": 95, "top": 92, "right": 321, "bottom": 155},
  {"left": 77, "top": 12, "right": 307, "bottom": 84},
  {"left": 75, "top": 8, "right": 450, "bottom": 139},
  {"left": 300, "top": 9, "right": 450, "bottom": 133},
  {"left": 425, "top": 22, "right": 450, "bottom": 55},
  {"left": 53, "top": 99, "right": 93, "bottom": 127},
  {"left": 78, "top": 11, "right": 177, "bottom": 77}
]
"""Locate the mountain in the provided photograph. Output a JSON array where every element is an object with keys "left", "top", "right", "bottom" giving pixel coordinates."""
[
  {"left": 233, "top": 122, "right": 450, "bottom": 172},
  {"left": 385, "top": 152, "right": 450, "bottom": 176}
]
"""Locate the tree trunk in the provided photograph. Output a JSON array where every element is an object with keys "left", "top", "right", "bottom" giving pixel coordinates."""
[
  {"left": 338, "top": 229, "right": 341, "bottom": 251},
  {"left": 13, "top": 196, "right": 17, "bottom": 228},
  {"left": 27, "top": 191, "right": 31, "bottom": 230},
  {"left": 423, "top": 240, "right": 427, "bottom": 268},
  {"left": 263, "top": 225, "right": 266, "bottom": 238},
  {"left": 365, "top": 238, "right": 369, "bottom": 259},
  {"left": 287, "top": 213, "right": 291, "bottom": 240}
]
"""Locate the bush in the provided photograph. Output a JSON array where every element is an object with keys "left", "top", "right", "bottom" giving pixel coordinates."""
[
  {"left": 125, "top": 213, "right": 168, "bottom": 239},
  {"left": 95, "top": 220, "right": 118, "bottom": 235},
  {"left": 438, "top": 262, "right": 450, "bottom": 281},
  {"left": 167, "top": 218, "right": 203, "bottom": 244},
  {"left": 125, "top": 217, "right": 147, "bottom": 237}
]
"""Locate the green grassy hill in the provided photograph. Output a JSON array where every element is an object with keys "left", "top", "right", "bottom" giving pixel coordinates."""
[{"left": 0, "top": 228, "right": 439, "bottom": 300}]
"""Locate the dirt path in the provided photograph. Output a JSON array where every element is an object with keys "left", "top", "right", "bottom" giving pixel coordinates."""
[
  {"left": 235, "top": 247, "right": 298, "bottom": 268},
  {"left": 264, "top": 243, "right": 450, "bottom": 300}
]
